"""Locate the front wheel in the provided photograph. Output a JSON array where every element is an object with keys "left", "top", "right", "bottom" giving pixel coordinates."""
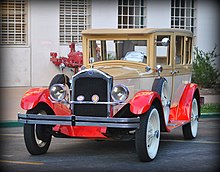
[
  {"left": 24, "top": 105, "right": 53, "bottom": 155},
  {"left": 182, "top": 97, "right": 199, "bottom": 139},
  {"left": 135, "top": 105, "right": 161, "bottom": 162}
]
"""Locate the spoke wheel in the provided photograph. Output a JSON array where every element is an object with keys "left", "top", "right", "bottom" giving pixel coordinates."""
[
  {"left": 182, "top": 97, "right": 199, "bottom": 139},
  {"left": 160, "top": 81, "right": 171, "bottom": 125},
  {"left": 152, "top": 78, "right": 170, "bottom": 125},
  {"left": 24, "top": 105, "right": 52, "bottom": 155},
  {"left": 135, "top": 105, "right": 160, "bottom": 162}
]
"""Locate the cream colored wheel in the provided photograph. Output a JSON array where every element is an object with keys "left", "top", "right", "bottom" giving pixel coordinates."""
[
  {"left": 135, "top": 105, "right": 160, "bottom": 162},
  {"left": 182, "top": 97, "right": 199, "bottom": 139},
  {"left": 146, "top": 108, "right": 160, "bottom": 159},
  {"left": 161, "top": 80, "right": 171, "bottom": 125}
]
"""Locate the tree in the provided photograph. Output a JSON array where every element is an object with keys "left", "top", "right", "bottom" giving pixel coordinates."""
[{"left": 192, "top": 46, "right": 220, "bottom": 88}]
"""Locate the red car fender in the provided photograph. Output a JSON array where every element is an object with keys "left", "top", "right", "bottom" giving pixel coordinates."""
[
  {"left": 129, "top": 91, "right": 162, "bottom": 115},
  {"left": 20, "top": 88, "right": 51, "bottom": 110},
  {"left": 20, "top": 88, "right": 71, "bottom": 116},
  {"left": 174, "top": 83, "right": 200, "bottom": 121}
]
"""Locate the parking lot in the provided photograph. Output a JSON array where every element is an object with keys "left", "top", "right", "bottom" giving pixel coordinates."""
[{"left": 0, "top": 117, "right": 219, "bottom": 172}]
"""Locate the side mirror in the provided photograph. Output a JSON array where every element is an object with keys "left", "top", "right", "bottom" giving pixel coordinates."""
[
  {"left": 145, "top": 66, "right": 151, "bottom": 72},
  {"left": 161, "top": 37, "right": 170, "bottom": 46},
  {"left": 89, "top": 57, "right": 95, "bottom": 63},
  {"left": 156, "top": 65, "right": 163, "bottom": 77}
]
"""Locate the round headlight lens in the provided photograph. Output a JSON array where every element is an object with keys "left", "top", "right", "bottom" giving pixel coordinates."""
[
  {"left": 111, "top": 84, "right": 129, "bottom": 102},
  {"left": 50, "top": 84, "right": 67, "bottom": 102}
]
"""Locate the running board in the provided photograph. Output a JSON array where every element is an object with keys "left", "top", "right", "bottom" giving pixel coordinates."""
[{"left": 167, "top": 120, "right": 189, "bottom": 131}]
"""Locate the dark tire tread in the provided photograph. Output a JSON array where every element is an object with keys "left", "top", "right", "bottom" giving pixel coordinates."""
[{"left": 24, "top": 104, "right": 52, "bottom": 155}]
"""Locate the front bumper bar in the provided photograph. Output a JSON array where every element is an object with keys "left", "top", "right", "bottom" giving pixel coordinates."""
[{"left": 18, "top": 113, "right": 140, "bottom": 129}]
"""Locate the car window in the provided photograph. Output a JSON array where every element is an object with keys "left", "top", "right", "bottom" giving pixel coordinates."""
[
  {"left": 89, "top": 39, "right": 148, "bottom": 63},
  {"left": 185, "top": 37, "right": 192, "bottom": 64},
  {"left": 175, "top": 36, "right": 184, "bottom": 64},
  {"left": 156, "top": 35, "right": 171, "bottom": 66}
]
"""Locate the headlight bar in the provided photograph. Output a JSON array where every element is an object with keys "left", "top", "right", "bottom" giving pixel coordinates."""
[
  {"left": 49, "top": 98, "right": 127, "bottom": 106},
  {"left": 49, "top": 83, "right": 129, "bottom": 105}
]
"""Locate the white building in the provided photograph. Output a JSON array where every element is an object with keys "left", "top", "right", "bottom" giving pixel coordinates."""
[{"left": 0, "top": 0, "right": 219, "bottom": 120}]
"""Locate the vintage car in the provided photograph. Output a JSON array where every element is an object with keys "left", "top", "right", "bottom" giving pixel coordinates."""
[{"left": 18, "top": 28, "right": 200, "bottom": 162}]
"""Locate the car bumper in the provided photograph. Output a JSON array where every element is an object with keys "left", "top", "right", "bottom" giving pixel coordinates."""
[{"left": 18, "top": 113, "right": 140, "bottom": 129}]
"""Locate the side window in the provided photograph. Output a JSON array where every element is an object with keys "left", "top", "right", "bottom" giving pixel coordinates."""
[
  {"left": 175, "top": 36, "right": 184, "bottom": 64},
  {"left": 156, "top": 35, "right": 171, "bottom": 65},
  {"left": 185, "top": 37, "right": 192, "bottom": 64}
]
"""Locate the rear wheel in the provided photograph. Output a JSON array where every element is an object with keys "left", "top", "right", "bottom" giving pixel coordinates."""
[
  {"left": 24, "top": 105, "right": 53, "bottom": 155},
  {"left": 182, "top": 97, "right": 199, "bottom": 139},
  {"left": 135, "top": 105, "right": 160, "bottom": 162}
]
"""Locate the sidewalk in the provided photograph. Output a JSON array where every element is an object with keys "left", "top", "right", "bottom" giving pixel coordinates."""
[{"left": 0, "top": 87, "right": 29, "bottom": 121}]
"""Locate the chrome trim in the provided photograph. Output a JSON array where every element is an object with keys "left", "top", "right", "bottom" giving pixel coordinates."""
[
  {"left": 69, "top": 100, "right": 126, "bottom": 105},
  {"left": 18, "top": 114, "right": 73, "bottom": 126},
  {"left": 48, "top": 97, "right": 126, "bottom": 106},
  {"left": 72, "top": 68, "right": 112, "bottom": 80},
  {"left": 18, "top": 113, "right": 140, "bottom": 129},
  {"left": 49, "top": 84, "right": 67, "bottom": 102},
  {"left": 74, "top": 122, "right": 139, "bottom": 128},
  {"left": 111, "top": 84, "right": 129, "bottom": 102},
  {"left": 71, "top": 68, "right": 113, "bottom": 117},
  {"left": 75, "top": 116, "right": 139, "bottom": 123}
]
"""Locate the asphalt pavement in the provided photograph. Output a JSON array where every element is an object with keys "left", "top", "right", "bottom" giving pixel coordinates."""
[{"left": 0, "top": 118, "right": 220, "bottom": 172}]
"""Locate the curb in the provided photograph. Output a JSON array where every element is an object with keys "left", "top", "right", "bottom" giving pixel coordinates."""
[
  {"left": 0, "top": 121, "right": 23, "bottom": 128},
  {"left": 200, "top": 112, "right": 220, "bottom": 118},
  {"left": 0, "top": 113, "right": 219, "bottom": 128}
]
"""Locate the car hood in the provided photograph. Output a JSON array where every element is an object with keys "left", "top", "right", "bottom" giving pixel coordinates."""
[{"left": 91, "top": 60, "right": 153, "bottom": 79}]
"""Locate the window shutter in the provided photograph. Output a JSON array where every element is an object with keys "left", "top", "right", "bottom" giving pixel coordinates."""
[
  {"left": 118, "top": 0, "right": 146, "bottom": 29},
  {"left": 0, "top": 0, "right": 27, "bottom": 45},
  {"left": 59, "top": 0, "right": 91, "bottom": 45}
]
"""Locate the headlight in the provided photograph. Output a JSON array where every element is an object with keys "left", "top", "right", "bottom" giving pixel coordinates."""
[
  {"left": 111, "top": 84, "right": 129, "bottom": 102},
  {"left": 50, "top": 84, "right": 67, "bottom": 102}
]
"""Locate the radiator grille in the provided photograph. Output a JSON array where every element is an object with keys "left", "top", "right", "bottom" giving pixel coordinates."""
[{"left": 73, "top": 77, "right": 108, "bottom": 117}]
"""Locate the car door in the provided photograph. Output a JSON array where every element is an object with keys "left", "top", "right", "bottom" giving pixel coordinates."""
[
  {"left": 171, "top": 34, "right": 193, "bottom": 107},
  {"left": 155, "top": 33, "right": 173, "bottom": 102}
]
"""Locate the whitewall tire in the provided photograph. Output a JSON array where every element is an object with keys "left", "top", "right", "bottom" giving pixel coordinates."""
[
  {"left": 135, "top": 105, "right": 161, "bottom": 161},
  {"left": 182, "top": 97, "right": 199, "bottom": 139}
]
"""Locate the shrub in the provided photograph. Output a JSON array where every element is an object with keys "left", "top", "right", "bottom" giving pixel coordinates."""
[{"left": 192, "top": 46, "right": 220, "bottom": 88}]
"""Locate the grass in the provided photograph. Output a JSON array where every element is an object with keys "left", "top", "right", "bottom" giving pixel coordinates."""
[{"left": 201, "top": 103, "right": 220, "bottom": 113}]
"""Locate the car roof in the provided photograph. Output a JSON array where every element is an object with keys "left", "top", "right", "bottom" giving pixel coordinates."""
[{"left": 82, "top": 28, "right": 193, "bottom": 36}]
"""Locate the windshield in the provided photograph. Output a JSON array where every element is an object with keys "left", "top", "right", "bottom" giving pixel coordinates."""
[{"left": 88, "top": 40, "right": 148, "bottom": 63}]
